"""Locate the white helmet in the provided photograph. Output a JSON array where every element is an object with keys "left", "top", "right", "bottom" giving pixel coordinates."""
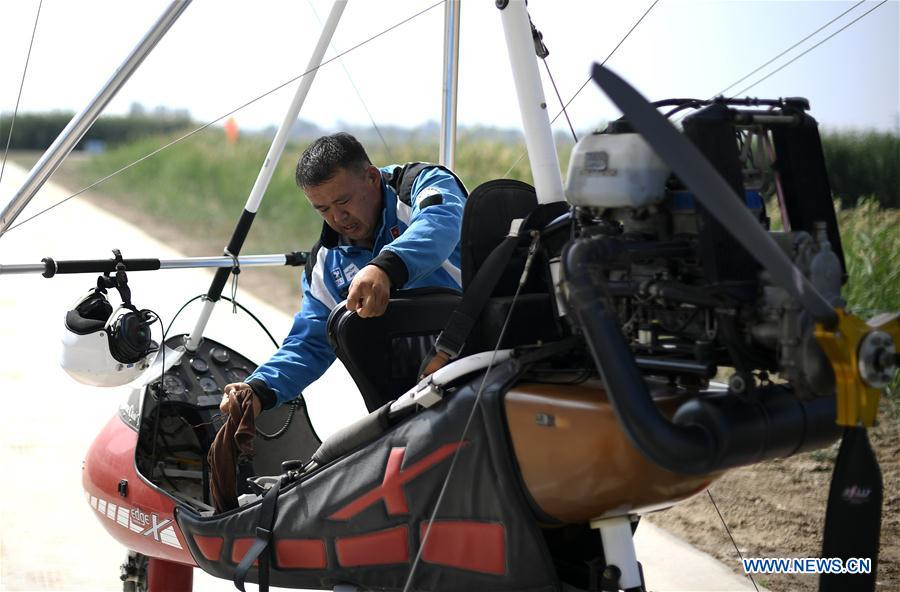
[{"left": 61, "top": 288, "right": 158, "bottom": 387}]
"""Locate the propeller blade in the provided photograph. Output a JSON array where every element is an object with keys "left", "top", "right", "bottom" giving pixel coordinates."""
[
  {"left": 590, "top": 63, "right": 837, "bottom": 327},
  {"left": 820, "top": 427, "right": 882, "bottom": 592}
]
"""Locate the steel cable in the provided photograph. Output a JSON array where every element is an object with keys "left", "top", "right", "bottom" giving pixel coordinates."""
[
  {"left": 672, "top": 0, "right": 885, "bottom": 125},
  {"left": 729, "top": 0, "right": 887, "bottom": 99},
  {"left": 0, "top": 0, "right": 44, "bottom": 189}
]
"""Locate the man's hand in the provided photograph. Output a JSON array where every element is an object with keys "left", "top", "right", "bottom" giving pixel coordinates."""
[
  {"left": 347, "top": 265, "right": 391, "bottom": 318},
  {"left": 220, "top": 382, "right": 262, "bottom": 416}
]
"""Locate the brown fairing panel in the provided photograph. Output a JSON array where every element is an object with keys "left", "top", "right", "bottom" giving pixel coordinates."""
[{"left": 505, "top": 380, "right": 720, "bottom": 523}]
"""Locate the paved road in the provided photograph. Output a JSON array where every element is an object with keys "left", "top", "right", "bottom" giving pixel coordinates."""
[{"left": 0, "top": 163, "right": 761, "bottom": 591}]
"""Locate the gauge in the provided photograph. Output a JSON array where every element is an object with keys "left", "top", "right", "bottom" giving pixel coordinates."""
[
  {"left": 224, "top": 367, "right": 250, "bottom": 383},
  {"left": 210, "top": 347, "right": 231, "bottom": 365},
  {"left": 189, "top": 357, "right": 209, "bottom": 374},
  {"left": 198, "top": 376, "right": 219, "bottom": 394},
  {"left": 162, "top": 374, "right": 187, "bottom": 397}
]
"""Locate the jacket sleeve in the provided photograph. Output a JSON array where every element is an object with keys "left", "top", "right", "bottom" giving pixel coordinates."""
[
  {"left": 373, "top": 167, "right": 465, "bottom": 286},
  {"left": 245, "top": 272, "right": 336, "bottom": 409}
]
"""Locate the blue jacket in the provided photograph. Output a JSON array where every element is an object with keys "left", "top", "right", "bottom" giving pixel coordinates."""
[{"left": 247, "top": 164, "right": 466, "bottom": 408}]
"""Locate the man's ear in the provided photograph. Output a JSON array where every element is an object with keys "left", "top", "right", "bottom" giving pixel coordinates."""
[{"left": 365, "top": 165, "right": 380, "bottom": 186}]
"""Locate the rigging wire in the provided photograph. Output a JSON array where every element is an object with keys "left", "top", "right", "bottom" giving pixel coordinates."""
[
  {"left": 503, "top": 0, "right": 660, "bottom": 178},
  {"left": 672, "top": 0, "right": 885, "bottom": 125},
  {"left": 714, "top": 0, "right": 866, "bottom": 99},
  {"left": 5, "top": 0, "right": 443, "bottom": 233},
  {"left": 530, "top": 11, "right": 577, "bottom": 141},
  {"left": 0, "top": 0, "right": 44, "bottom": 190},
  {"left": 729, "top": 0, "right": 887, "bottom": 99},
  {"left": 543, "top": 58, "right": 578, "bottom": 142},
  {"left": 707, "top": 489, "right": 761, "bottom": 592},
  {"left": 306, "top": 0, "right": 394, "bottom": 161}
]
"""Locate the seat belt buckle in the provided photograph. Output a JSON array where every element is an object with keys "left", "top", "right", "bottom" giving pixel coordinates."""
[
  {"left": 256, "top": 526, "right": 272, "bottom": 540},
  {"left": 434, "top": 337, "right": 460, "bottom": 360}
]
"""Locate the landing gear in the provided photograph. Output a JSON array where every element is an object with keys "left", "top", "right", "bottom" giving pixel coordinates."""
[
  {"left": 591, "top": 516, "right": 647, "bottom": 592},
  {"left": 120, "top": 551, "right": 147, "bottom": 592},
  {"left": 120, "top": 552, "right": 193, "bottom": 592}
]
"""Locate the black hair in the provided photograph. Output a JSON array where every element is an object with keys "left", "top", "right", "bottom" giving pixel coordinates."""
[{"left": 295, "top": 132, "right": 372, "bottom": 189}]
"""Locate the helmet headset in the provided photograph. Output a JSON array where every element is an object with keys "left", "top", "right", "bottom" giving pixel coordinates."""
[{"left": 61, "top": 250, "right": 159, "bottom": 387}]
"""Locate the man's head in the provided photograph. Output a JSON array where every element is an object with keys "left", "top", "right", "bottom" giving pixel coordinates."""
[{"left": 296, "top": 133, "right": 382, "bottom": 245}]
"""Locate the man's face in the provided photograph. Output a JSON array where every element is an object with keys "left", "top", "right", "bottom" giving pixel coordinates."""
[{"left": 304, "top": 165, "right": 383, "bottom": 245}]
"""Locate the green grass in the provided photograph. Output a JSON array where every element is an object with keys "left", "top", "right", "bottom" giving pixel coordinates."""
[
  {"left": 836, "top": 199, "right": 900, "bottom": 320},
  {"left": 822, "top": 129, "right": 900, "bottom": 209}
]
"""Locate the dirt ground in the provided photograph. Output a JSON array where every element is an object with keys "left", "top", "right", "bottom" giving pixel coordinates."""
[
  {"left": 644, "top": 402, "right": 899, "bottom": 592},
  {"left": 74, "top": 180, "right": 898, "bottom": 592}
]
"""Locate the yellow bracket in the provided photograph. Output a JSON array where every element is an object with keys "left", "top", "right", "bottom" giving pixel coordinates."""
[{"left": 815, "top": 309, "right": 899, "bottom": 427}]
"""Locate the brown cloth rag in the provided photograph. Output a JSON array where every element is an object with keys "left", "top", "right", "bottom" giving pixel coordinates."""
[{"left": 208, "top": 387, "right": 256, "bottom": 513}]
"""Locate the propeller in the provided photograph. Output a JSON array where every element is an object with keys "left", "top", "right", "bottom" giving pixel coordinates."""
[{"left": 589, "top": 63, "right": 895, "bottom": 592}]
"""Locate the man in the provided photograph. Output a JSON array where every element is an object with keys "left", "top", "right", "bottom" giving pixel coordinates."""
[{"left": 221, "top": 132, "right": 466, "bottom": 416}]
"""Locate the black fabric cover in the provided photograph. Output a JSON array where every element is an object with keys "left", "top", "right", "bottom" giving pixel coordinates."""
[
  {"left": 326, "top": 288, "right": 462, "bottom": 412},
  {"left": 176, "top": 359, "right": 559, "bottom": 592},
  {"left": 311, "top": 402, "right": 393, "bottom": 467}
]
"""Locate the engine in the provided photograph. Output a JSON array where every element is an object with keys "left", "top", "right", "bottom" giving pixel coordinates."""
[{"left": 563, "top": 97, "right": 845, "bottom": 399}]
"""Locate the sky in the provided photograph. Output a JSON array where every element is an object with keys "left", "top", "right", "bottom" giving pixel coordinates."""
[{"left": 0, "top": 0, "right": 898, "bottom": 141}]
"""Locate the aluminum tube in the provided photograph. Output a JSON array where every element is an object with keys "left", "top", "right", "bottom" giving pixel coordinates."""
[
  {"left": 243, "top": 0, "right": 346, "bottom": 214},
  {"left": 439, "top": 0, "right": 461, "bottom": 169},
  {"left": 186, "top": 298, "right": 216, "bottom": 352},
  {"left": 0, "top": 264, "right": 46, "bottom": 275},
  {"left": 159, "top": 255, "right": 287, "bottom": 269},
  {"left": 0, "top": 254, "right": 296, "bottom": 276},
  {"left": 498, "top": 0, "right": 565, "bottom": 204},
  {"left": 0, "top": 1, "right": 191, "bottom": 237}
]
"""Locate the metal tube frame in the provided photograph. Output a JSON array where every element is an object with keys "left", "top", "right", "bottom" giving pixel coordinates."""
[
  {"left": 0, "top": 253, "right": 306, "bottom": 276},
  {"left": 497, "top": 0, "right": 565, "bottom": 204},
  {"left": 439, "top": 0, "right": 461, "bottom": 169},
  {"left": 0, "top": 1, "right": 192, "bottom": 237}
]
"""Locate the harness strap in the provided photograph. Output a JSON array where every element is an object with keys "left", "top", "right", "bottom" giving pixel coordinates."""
[
  {"left": 303, "top": 240, "right": 323, "bottom": 287},
  {"left": 234, "top": 477, "right": 283, "bottom": 592},
  {"left": 384, "top": 162, "right": 469, "bottom": 206},
  {"left": 433, "top": 234, "right": 521, "bottom": 360},
  {"left": 426, "top": 200, "right": 567, "bottom": 372}
]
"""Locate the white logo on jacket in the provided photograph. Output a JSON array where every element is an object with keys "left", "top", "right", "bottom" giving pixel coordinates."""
[
  {"left": 343, "top": 262, "right": 360, "bottom": 281},
  {"left": 331, "top": 267, "right": 346, "bottom": 287}
]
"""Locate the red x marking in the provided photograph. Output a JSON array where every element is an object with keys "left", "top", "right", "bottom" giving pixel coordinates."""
[{"left": 328, "top": 442, "right": 464, "bottom": 521}]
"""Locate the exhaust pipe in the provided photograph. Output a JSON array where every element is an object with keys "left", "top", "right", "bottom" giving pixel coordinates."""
[{"left": 561, "top": 238, "right": 839, "bottom": 475}]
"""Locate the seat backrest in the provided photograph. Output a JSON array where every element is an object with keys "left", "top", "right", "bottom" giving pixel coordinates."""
[
  {"left": 460, "top": 179, "right": 539, "bottom": 292},
  {"left": 327, "top": 288, "right": 461, "bottom": 412},
  {"left": 461, "top": 179, "right": 568, "bottom": 351}
]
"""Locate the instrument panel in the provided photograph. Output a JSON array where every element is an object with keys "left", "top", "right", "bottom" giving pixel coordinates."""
[{"left": 152, "top": 337, "right": 255, "bottom": 408}]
